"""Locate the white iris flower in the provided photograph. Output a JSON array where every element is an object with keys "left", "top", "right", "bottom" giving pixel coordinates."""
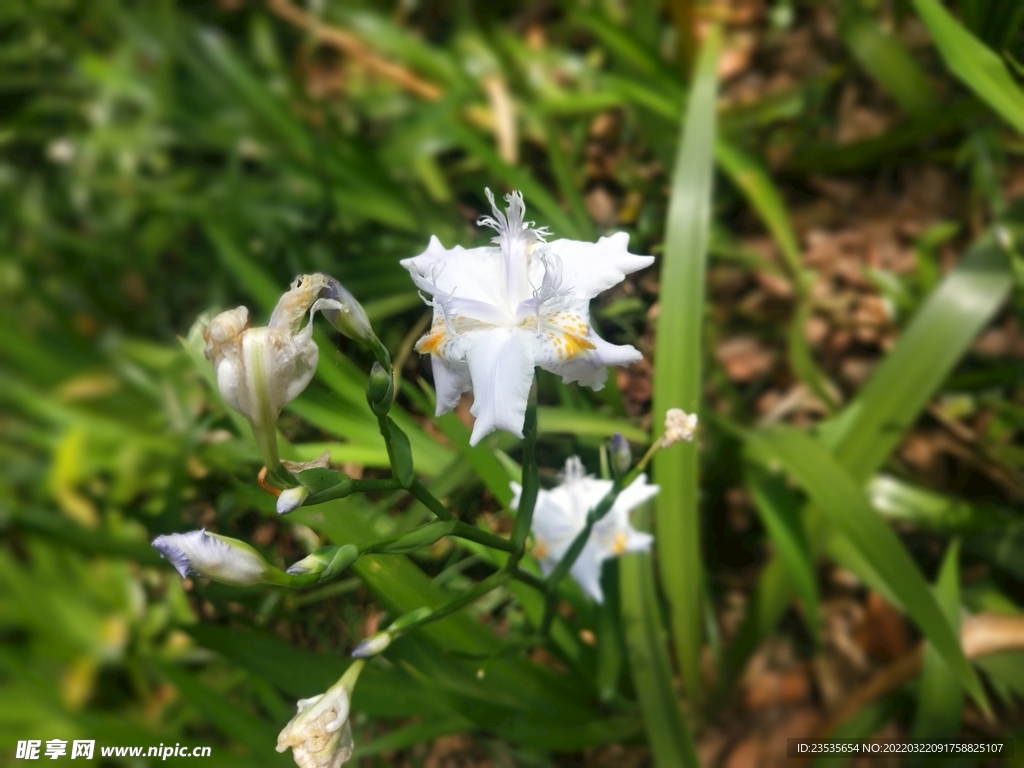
[
  {"left": 510, "top": 456, "right": 657, "bottom": 602},
  {"left": 402, "top": 190, "right": 653, "bottom": 445},
  {"left": 204, "top": 274, "right": 341, "bottom": 467}
]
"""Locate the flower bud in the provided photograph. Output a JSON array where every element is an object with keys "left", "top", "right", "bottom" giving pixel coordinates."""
[
  {"left": 662, "top": 408, "right": 698, "bottom": 447},
  {"left": 610, "top": 433, "right": 632, "bottom": 475},
  {"left": 277, "top": 486, "right": 310, "bottom": 515},
  {"left": 287, "top": 544, "right": 359, "bottom": 580},
  {"left": 351, "top": 631, "right": 391, "bottom": 658},
  {"left": 317, "top": 274, "right": 373, "bottom": 346},
  {"left": 151, "top": 529, "right": 275, "bottom": 586},
  {"left": 374, "top": 521, "right": 456, "bottom": 554},
  {"left": 366, "top": 361, "right": 394, "bottom": 416}
]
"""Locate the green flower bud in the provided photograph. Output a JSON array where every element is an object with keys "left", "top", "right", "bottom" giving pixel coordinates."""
[
  {"left": 286, "top": 544, "right": 359, "bottom": 579},
  {"left": 374, "top": 521, "right": 456, "bottom": 554},
  {"left": 366, "top": 361, "right": 394, "bottom": 416}
]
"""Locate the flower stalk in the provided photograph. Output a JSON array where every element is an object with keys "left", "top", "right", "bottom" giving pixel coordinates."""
[{"left": 506, "top": 384, "right": 539, "bottom": 570}]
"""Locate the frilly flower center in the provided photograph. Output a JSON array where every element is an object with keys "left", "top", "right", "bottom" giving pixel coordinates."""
[{"left": 412, "top": 190, "right": 599, "bottom": 362}]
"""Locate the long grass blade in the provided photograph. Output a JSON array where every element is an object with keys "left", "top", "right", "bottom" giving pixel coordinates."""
[
  {"left": 620, "top": 505, "right": 699, "bottom": 768},
  {"left": 745, "top": 426, "right": 987, "bottom": 711},
  {"left": 715, "top": 232, "right": 1012, "bottom": 707},
  {"left": 911, "top": 539, "right": 964, "bottom": 740},
  {"left": 653, "top": 23, "right": 722, "bottom": 703},
  {"left": 914, "top": 0, "right": 1024, "bottom": 133}
]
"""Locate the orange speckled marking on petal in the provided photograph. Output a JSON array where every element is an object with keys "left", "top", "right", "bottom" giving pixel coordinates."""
[
  {"left": 562, "top": 332, "right": 596, "bottom": 359},
  {"left": 534, "top": 540, "right": 548, "bottom": 559},
  {"left": 416, "top": 328, "right": 447, "bottom": 355}
]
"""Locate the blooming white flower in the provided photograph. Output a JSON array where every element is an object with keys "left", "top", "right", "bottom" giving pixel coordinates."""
[
  {"left": 662, "top": 408, "right": 698, "bottom": 447},
  {"left": 277, "top": 667, "right": 357, "bottom": 768},
  {"left": 402, "top": 190, "right": 653, "bottom": 445},
  {"left": 510, "top": 456, "right": 657, "bottom": 602},
  {"left": 204, "top": 274, "right": 341, "bottom": 467},
  {"left": 151, "top": 529, "right": 273, "bottom": 586}
]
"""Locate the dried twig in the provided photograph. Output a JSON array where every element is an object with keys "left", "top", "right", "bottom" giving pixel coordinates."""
[{"left": 267, "top": 0, "right": 443, "bottom": 101}]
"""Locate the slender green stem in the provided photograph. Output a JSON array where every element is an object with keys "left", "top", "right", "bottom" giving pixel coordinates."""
[
  {"left": 409, "top": 479, "right": 454, "bottom": 520},
  {"left": 507, "top": 379, "right": 539, "bottom": 569},
  {"left": 508, "top": 565, "right": 546, "bottom": 593},
  {"left": 452, "top": 521, "right": 516, "bottom": 553},
  {"left": 397, "top": 571, "right": 511, "bottom": 636},
  {"left": 304, "top": 476, "right": 402, "bottom": 506},
  {"left": 351, "top": 478, "right": 404, "bottom": 493}
]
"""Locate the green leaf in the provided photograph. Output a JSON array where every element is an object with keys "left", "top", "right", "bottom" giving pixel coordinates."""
[
  {"left": 713, "top": 141, "right": 839, "bottom": 410},
  {"left": 824, "top": 235, "right": 1012, "bottom": 476},
  {"left": 353, "top": 716, "right": 475, "bottom": 758},
  {"left": 185, "top": 624, "right": 446, "bottom": 718},
  {"left": 744, "top": 426, "right": 987, "bottom": 711},
  {"left": 536, "top": 407, "right": 648, "bottom": 442},
  {"left": 620, "top": 505, "right": 699, "bottom": 768},
  {"left": 570, "top": 8, "right": 684, "bottom": 98},
  {"left": 296, "top": 467, "right": 351, "bottom": 494},
  {"left": 311, "top": 498, "right": 602, "bottom": 721},
  {"left": 840, "top": 6, "right": 937, "bottom": 117},
  {"left": 911, "top": 539, "right": 964, "bottom": 740},
  {"left": 914, "top": 0, "right": 1024, "bottom": 133},
  {"left": 868, "top": 474, "right": 1012, "bottom": 533},
  {"left": 653, "top": 22, "right": 721, "bottom": 702},
  {"left": 713, "top": 140, "right": 800, "bottom": 274},
  {"left": 716, "top": 231, "right": 1012, "bottom": 708},
  {"left": 744, "top": 465, "right": 820, "bottom": 645},
  {"left": 154, "top": 662, "right": 291, "bottom": 765},
  {"left": 788, "top": 99, "right": 987, "bottom": 173}
]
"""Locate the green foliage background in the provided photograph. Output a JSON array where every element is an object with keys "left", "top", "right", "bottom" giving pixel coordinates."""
[{"left": 2, "top": 0, "right": 1024, "bottom": 765}]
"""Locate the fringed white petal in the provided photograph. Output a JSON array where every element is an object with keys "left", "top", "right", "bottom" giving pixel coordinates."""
[{"left": 546, "top": 232, "right": 654, "bottom": 301}]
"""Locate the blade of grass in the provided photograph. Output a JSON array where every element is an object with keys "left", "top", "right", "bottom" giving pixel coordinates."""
[
  {"left": 744, "top": 464, "right": 820, "bottom": 645},
  {"left": 620, "top": 504, "right": 699, "bottom": 768},
  {"left": 839, "top": 5, "right": 937, "bottom": 117},
  {"left": 745, "top": 426, "right": 987, "bottom": 711},
  {"left": 570, "top": 7, "right": 684, "bottom": 98},
  {"left": 788, "top": 99, "right": 987, "bottom": 173},
  {"left": 154, "top": 662, "right": 291, "bottom": 765},
  {"left": 914, "top": 0, "right": 1024, "bottom": 133},
  {"left": 824, "top": 234, "right": 1012, "bottom": 475},
  {"left": 353, "top": 715, "right": 475, "bottom": 758},
  {"left": 715, "top": 232, "right": 1012, "bottom": 708},
  {"left": 536, "top": 407, "right": 648, "bottom": 442},
  {"left": 714, "top": 140, "right": 839, "bottom": 410},
  {"left": 653, "top": 23, "right": 722, "bottom": 703},
  {"left": 185, "top": 624, "right": 449, "bottom": 718},
  {"left": 911, "top": 539, "right": 964, "bottom": 740}
]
